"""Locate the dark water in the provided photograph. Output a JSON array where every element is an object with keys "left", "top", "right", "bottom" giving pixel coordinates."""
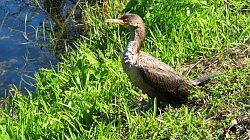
[{"left": 0, "top": 0, "right": 57, "bottom": 96}]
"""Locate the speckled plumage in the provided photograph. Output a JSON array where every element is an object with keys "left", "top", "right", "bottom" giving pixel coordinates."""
[{"left": 122, "top": 46, "right": 191, "bottom": 102}]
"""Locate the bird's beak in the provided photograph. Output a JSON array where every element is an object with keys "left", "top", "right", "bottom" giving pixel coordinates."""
[{"left": 105, "top": 18, "right": 128, "bottom": 26}]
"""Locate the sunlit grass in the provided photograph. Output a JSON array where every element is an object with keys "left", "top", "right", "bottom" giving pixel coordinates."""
[{"left": 0, "top": 0, "right": 249, "bottom": 139}]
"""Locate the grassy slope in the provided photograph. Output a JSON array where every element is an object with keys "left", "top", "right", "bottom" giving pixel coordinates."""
[{"left": 0, "top": 0, "right": 249, "bottom": 139}]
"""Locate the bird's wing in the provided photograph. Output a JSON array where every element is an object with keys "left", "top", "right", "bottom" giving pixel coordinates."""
[
  {"left": 137, "top": 52, "right": 191, "bottom": 97},
  {"left": 137, "top": 52, "right": 180, "bottom": 74}
]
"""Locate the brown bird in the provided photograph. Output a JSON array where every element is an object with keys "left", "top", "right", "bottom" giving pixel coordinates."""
[{"left": 105, "top": 13, "right": 213, "bottom": 103}]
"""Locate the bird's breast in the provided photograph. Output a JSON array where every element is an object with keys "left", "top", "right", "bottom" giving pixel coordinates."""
[
  {"left": 122, "top": 41, "right": 143, "bottom": 86},
  {"left": 122, "top": 41, "right": 138, "bottom": 67}
]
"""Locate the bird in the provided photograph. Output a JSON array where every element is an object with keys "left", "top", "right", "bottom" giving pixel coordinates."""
[{"left": 105, "top": 13, "right": 213, "bottom": 103}]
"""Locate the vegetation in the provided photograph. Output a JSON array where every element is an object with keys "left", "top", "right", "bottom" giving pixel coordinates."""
[{"left": 0, "top": 0, "right": 249, "bottom": 139}]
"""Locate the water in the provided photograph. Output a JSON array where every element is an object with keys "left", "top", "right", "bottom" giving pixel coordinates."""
[{"left": 0, "top": 0, "right": 57, "bottom": 96}]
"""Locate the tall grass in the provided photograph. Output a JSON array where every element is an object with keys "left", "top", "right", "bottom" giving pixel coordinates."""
[{"left": 0, "top": 0, "right": 249, "bottom": 139}]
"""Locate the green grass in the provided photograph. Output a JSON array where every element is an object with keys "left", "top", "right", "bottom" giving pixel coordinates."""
[{"left": 0, "top": 0, "right": 250, "bottom": 139}]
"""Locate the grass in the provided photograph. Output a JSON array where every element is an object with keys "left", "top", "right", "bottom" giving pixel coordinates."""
[{"left": 0, "top": 0, "right": 250, "bottom": 139}]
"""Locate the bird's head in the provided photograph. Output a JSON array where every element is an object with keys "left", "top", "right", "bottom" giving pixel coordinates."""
[{"left": 105, "top": 13, "right": 144, "bottom": 29}]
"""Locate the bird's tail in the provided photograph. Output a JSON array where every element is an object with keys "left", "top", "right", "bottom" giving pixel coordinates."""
[{"left": 192, "top": 72, "right": 218, "bottom": 86}]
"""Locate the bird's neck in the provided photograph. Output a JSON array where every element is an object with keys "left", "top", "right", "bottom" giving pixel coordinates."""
[
  {"left": 122, "top": 26, "right": 146, "bottom": 65},
  {"left": 129, "top": 27, "right": 146, "bottom": 52}
]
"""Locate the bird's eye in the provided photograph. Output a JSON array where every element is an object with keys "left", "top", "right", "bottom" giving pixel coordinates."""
[{"left": 123, "top": 19, "right": 128, "bottom": 22}]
